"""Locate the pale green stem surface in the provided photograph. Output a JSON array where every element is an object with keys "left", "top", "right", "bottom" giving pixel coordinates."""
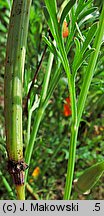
[
  {"left": 4, "top": 0, "right": 32, "bottom": 200},
  {"left": 5, "top": 0, "right": 32, "bottom": 161}
]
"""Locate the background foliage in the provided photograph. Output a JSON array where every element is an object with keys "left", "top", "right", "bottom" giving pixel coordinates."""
[{"left": 0, "top": 0, "right": 104, "bottom": 199}]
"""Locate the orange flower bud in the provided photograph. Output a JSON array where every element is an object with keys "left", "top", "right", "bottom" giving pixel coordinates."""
[
  {"left": 63, "top": 97, "right": 72, "bottom": 117},
  {"left": 62, "top": 21, "right": 69, "bottom": 38},
  {"left": 32, "top": 167, "right": 40, "bottom": 177}
]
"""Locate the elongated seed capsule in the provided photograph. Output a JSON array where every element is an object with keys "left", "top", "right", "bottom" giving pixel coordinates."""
[{"left": 4, "top": 0, "right": 32, "bottom": 199}]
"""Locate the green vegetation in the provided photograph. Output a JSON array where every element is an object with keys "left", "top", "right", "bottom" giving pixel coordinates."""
[{"left": 0, "top": 0, "right": 104, "bottom": 200}]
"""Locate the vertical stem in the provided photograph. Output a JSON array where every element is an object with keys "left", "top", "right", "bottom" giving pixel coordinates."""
[
  {"left": 25, "top": 107, "right": 44, "bottom": 181},
  {"left": 25, "top": 51, "right": 54, "bottom": 182},
  {"left": 4, "top": 0, "right": 32, "bottom": 200},
  {"left": 27, "top": 110, "right": 32, "bottom": 145},
  {"left": 0, "top": 171, "right": 14, "bottom": 199},
  {"left": 64, "top": 122, "right": 78, "bottom": 199},
  {"left": 64, "top": 77, "right": 78, "bottom": 200},
  {"left": 64, "top": 4, "right": 104, "bottom": 199},
  {"left": 77, "top": 4, "right": 104, "bottom": 126},
  {"left": 58, "top": 31, "right": 78, "bottom": 200},
  {"left": 40, "top": 44, "right": 55, "bottom": 104}
]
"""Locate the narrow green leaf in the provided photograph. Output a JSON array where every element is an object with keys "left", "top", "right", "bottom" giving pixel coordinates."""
[
  {"left": 43, "top": 7, "right": 56, "bottom": 39},
  {"left": 44, "top": 0, "right": 57, "bottom": 15},
  {"left": 81, "top": 22, "right": 98, "bottom": 55},
  {"left": 76, "top": 161, "right": 104, "bottom": 194},
  {"left": 83, "top": 48, "right": 95, "bottom": 60},
  {"left": 43, "top": 36, "right": 62, "bottom": 61},
  {"left": 72, "top": 37, "right": 81, "bottom": 75},
  {"left": 75, "top": 0, "right": 93, "bottom": 17},
  {"left": 43, "top": 36, "right": 54, "bottom": 53},
  {"left": 72, "top": 23, "right": 97, "bottom": 75},
  {"left": 60, "top": 0, "right": 76, "bottom": 28},
  {"left": 78, "top": 7, "right": 98, "bottom": 23},
  {"left": 44, "top": 0, "right": 60, "bottom": 42},
  {"left": 73, "top": 48, "right": 95, "bottom": 75}
]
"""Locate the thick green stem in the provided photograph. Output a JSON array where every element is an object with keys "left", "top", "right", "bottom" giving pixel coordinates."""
[{"left": 4, "top": 0, "right": 32, "bottom": 199}]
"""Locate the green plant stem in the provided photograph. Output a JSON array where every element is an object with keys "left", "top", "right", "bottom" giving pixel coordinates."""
[
  {"left": 25, "top": 107, "right": 44, "bottom": 181},
  {"left": 40, "top": 44, "right": 55, "bottom": 105},
  {"left": 58, "top": 31, "right": 78, "bottom": 201},
  {"left": 64, "top": 4, "right": 104, "bottom": 200},
  {"left": 16, "top": 185, "right": 25, "bottom": 200},
  {"left": 64, "top": 123, "right": 78, "bottom": 199},
  {"left": 25, "top": 51, "right": 54, "bottom": 182},
  {"left": 4, "top": 0, "right": 32, "bottom": 200},
  {"left": 0, "top": 171, "right": 14, "bottom": 199},
  {"left": 64, "top": 76, "right": 78, "bottom": 200},
  {"left": 77, "top": 4, "right": 104, "bottom": 126},
  {"left": 27, "top": 110, "right": 32, "bottom": 145}
]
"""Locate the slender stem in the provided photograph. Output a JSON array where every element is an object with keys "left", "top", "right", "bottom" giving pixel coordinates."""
[
  {"left": 27, "top": 110, "right": 32, "bottom": 145},
  {"left": 25, "top": 51, "right": 54, "bottom": 181},
  {"left": 25, "top": 107, "right": 44, "bottom": 181},
  {"left": 64, "top": 76, "right": 77, "bottom": 200},
  {"left": 40, "top": 44, "right": 55, "bottom": 105},
  {"left": 77, "top": 4, "right": 104, "bottom": 126},
  {"left": 64, "top": 4, "right": 104, "bottom": 199},
  {"left": 58, "top": 27, "right": 78, "bottom": 200},
  {"left": 0, "top": 171, "right": 14, "bottom": 199},
  {"left": 26, "top": 183, "right": 40, "bottom": 199},
  {"left": 64, "top": 125, "right": 78, "bottom": 199}
]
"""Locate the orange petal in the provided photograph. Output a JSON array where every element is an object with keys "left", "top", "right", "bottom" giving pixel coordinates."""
[
  {"left": 62, "top": 21, "right": 69, "bottom": 38},
  {"left": 63, "top": 97, "right": 72, "bottom": 116},
  {"left": 65, "top": 97, "right": 71, "bottom": 104},
  {"left": 64, "top": 104, "right": 72, "bottom": 116},
  {"left": 32, "top": 167, "right": 40, "bottom": 177}
]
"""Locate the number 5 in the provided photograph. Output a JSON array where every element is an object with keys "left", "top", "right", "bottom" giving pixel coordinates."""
[{"left": 95, "top": 203, "right": 100, "bottom": 211}]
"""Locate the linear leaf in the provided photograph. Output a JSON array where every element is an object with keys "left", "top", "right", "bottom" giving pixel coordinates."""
[
  {"left": 75, "top": 0, "right": 93, "bottom": 17},
  {"left": 81, "top": 22, "right": 98, "bottom": 55},
  {"left": 78, "top": 7, "right": 98, "bottom": 23},
  {"left": 43, "top": 7, "right": 56, "bottom": 39},
  {"left": 83, "top": 48, "right": 95, "bottom": 60},
  {"left": 44, "top": 0, "right": 59, "bottom": 40},
  {"left": 72, "top": 37, "right": 81, "bottom": 74},
  {"left": 43, "top": 36, "right": 62, "bottom": 61},
  {"left": 73, "top": 48, "right": 95, "bottom": 75},
  {"left": 60, "top": 0, "right": 76, "bottom": 28}
]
